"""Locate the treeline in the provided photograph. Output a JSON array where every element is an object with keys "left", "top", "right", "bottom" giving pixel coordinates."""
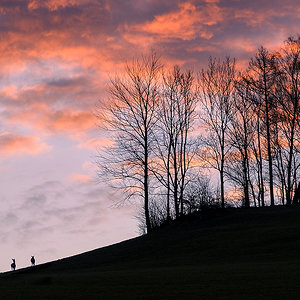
[{"left": 98, "top": 36, "right": 300, "bottom": 233}]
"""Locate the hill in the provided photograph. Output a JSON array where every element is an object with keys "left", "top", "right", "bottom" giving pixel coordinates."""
[{"left": 1, "top": 206, "right": 300, "bottom": 299}]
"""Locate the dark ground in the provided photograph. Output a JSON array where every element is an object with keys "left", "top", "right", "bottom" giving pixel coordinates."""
[{"left": 1, "top": 206, "right": 300, "bottom": 299}]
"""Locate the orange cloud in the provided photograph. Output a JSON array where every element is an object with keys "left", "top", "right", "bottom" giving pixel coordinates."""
[
  {"left": 0, "top": 132, "right": 51, "bottom": 156},
  {"left": 0, "top": 2, "right": 117, "bottom": 73},
  {"left": 68, "top": 172, "right": 92, "bottom": 183},
  {"left": 50, "top": 110, "right": 96, "bottom": 131},
  {"left": 8, "top": 104, "right": 96, "bottom": 134},
  {"left": 1, "top": 85, "right": 19, "bottom": 100},
  {"left": 0, "top": 0, "right": 298, "bottom": 147},
  {"left": 0, "top": 79, "right": 98, "bottom": 135},
  {"left": 121, "top": 1, "right": 223, "bottom": 45}
]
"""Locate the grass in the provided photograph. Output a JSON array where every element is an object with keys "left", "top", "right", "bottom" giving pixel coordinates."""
[{"left": 1, "top": 205, "right": 300, "bottom": 299}]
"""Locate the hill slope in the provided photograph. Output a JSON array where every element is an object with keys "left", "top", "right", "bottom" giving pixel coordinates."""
[{"left": 1, "top": 206, "right": 300, "bottom": 299}]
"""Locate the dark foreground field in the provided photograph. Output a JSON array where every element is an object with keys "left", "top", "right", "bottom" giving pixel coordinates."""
[{"left": 1, "top": 206, "right": 300, "bottom": 299}]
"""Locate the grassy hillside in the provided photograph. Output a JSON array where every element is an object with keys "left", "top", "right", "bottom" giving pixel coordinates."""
[{"left": 1, "top": 206, "right": 300, "bottom": 299}]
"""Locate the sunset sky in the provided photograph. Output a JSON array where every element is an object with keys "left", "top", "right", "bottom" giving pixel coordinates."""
[{"left": 0, "top": 0, "right": 299, "bottom": 271}]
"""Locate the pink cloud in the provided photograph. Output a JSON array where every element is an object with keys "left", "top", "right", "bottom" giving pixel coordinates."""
[
  {"left": 0, "top": 1, "right": 297, "bottom": 146},
  {"left": 28, "top": 0, "right": 78, "bottom": 11},
  {"left": 0, "top": 132, "right": 51, "bottom": 156},
  {"left": 233, "top": 8, "right": 289, "bottom": 27},
  {"left": 68, "top": 172, "right": 92, "bottom": 183},
  {"left": 7, "top": 104, "right": 96, "bottom": 134},
  {"left": 121, "top": 2, "right": 223, "bottom": 44},
  {"left": 1, "top": 85, "right": 19, "bottom": 100},
  {"left": 50, "top": 110, "right": 96, "bottom": 131},
  {"left": 0, "top": 2, "right": 116, "bottom": 73}
]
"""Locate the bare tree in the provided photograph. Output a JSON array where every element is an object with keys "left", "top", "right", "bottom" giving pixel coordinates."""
[
  {"left": 198, "top": 57, "right": 236, "bottom": 209},
  {"left": 97, "top": 53, "right": 161, "bottom": 233},
  {"left": 252, "top": 101, "right": 266, "bottom": 207},
  {"left": 244, "top": 47, "right": 277, "bottom": 206},
  {"left": 226, "top": 79, "right": 257, "bottom": 207},
  {"left": 238, "top": 74, "right": 267, "bottom": 207},
  {"left": 96, "top": 38, "right": 299, "bottom": 235},
  {"left": 151, "top": 66, "right": 198, "bottom": 219},
  {"left": 135, "top": 196, "right": 168, "bottom": 234},
  {"left": 184, "top": 175, "right": 217, "bottom": 214},
  {"left": 274, "top": 36, "right": 300, "bottom": 205}
]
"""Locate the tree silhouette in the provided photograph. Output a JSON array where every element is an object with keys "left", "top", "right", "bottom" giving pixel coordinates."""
[{"left": 97, "top": 53, "right": 161, "bottom": 233}]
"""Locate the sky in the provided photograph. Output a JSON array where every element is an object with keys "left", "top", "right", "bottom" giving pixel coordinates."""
[{"left": 0, "top": 0, "right": 299, "bottom": 271}]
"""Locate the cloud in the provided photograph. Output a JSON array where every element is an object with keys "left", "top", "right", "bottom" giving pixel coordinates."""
[
  {"left": 28, "top": 0, "right": 78, "bottom": 11},
  {"left": 6, "top": 101, "right": 96, "bottom": 135},
  {"left": 232, "top": 7, "right": 290, "bottom": 27},
  {"left": 0, "top": 85, "right": 19, "bottom": 100},
  {"left": 23, "top": 194, "right": 48, "bottom": 209},
  {"left": 0, "top": 132, "right": 51, "bottom": 156},
  {"left": 0, "top": 212, "right": 18, "bottom": 227},
  {"left": 0, "top": 0, "right": 115, "bottom": 74},
  {"left": 49, "top": 109, "right": 96, "bottom": 132},
  {"left": 0, "top": 0, "right": 297, "bottom": 146},
  {"left": 68, "top": 172, "right": 92, "bottom": 183},
  {"left": 0, "top": 66, "right": 101, "bottom": 140},
  {"left": 121, "top": 1, "right": 223, "bottom": 45}
]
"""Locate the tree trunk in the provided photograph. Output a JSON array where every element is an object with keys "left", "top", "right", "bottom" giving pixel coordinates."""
[
  {"left": 243, "top": 154, "right": 250, "bottom": 208},
  {"left": 265, "top": 99, "right": 275, "bottom": 206},
  {"left": 286, "top": 115, "right": 296, "bottom": 205},
  {"left": 173, "top": 143, "right": 179, "bottom": 218},
  {"left": 220, "top": 161, "right": 225, "bottom": 209},
  {"left": 257, "top": 115, "right": 265, "bottom": 207},
  {"left": 144, "top": 134, "right": 151, "bottom": 233},
  {"left": 166, "top": 142, "right": 171, "bottom": 221}
]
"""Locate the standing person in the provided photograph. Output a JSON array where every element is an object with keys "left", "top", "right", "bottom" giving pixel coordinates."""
[
  {"left": 31, "top": 256, "right": 35, "bottom": 266},
  {"left": 292, "top": 182, "right": 300, "bottom": 204},
  {"left": 11, "top": 259, "right": 16, "bottom": 271}
]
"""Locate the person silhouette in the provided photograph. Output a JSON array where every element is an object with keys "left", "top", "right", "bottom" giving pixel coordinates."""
[
  {"left": 31, "top": 256, "right": 35, "bottom": 266},
  {"left": 293, "top": 182, "right": 300, "bottom": 205},
  {"left": 11, "top": 259, "right": 16, "bottom": 271}
]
